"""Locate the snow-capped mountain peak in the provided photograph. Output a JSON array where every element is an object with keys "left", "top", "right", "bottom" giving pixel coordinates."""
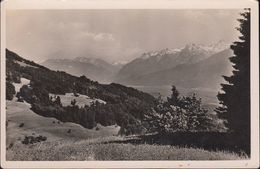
[
  {"left": 141, "top": 48, "right": 181, "bottom": 60},
  {"left": 74, "top": 57, "right": 102, "bottom": 64},
  {"left": 207, "top": 40, "right": 230, "bottom": 52},
  {"left": 139, "top": 41, "right": 229, "bottom": 62}
]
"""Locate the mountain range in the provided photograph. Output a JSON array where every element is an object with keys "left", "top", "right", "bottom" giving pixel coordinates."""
[
  {"left": 41, "top": 41, "right": 232, "bottom": 91},
  {"left": 115, "top": 41, "right": 233, "bottom": 90},
  {"left": 120, "top": 49, "right": 233, "bottom": 89},
  {"left": 42, "top": 57, "right": 122, "bottom": 83}
]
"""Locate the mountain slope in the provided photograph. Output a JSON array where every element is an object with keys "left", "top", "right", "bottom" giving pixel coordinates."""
[
  {"left": 42, "top": 57, "right": 121, "bottom": 83},
  {"left": 121, "top": 49, "right": 233, "bottom": 90},
  {"left": 6, "top": 49, "right": 156, "bottom": 135},
  {"left": 115, "top": 43, "right": 228, "bottom": 84}
]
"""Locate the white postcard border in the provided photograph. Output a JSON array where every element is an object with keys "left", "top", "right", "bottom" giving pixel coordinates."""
[{"left": 1, "top": 0, "right": 259, "bottom": 168}]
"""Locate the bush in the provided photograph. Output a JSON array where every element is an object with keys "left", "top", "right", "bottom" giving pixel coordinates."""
[
  {"left": 71, "top": 99, "right": 76, "bottom": 106},
  {"left": 17, "top": 97, "right": 24, "bottom": 102},
  {"left": 145, "top": 85, "right": 219, "bottom": 133},
  {"left": 73, "top": 92, "right": 79, "bottom": 97},
  {"left": 21, "top": 135, "right": 47, "bottom": 144},
  {"left": 19, "top": 123, "right": 24, "bottom": 127},
  {"left": 19, "top": 85, "right": 33, "bottom": 103},
  {"left": 6, "top": 82, "right": 15, "bottom": 100}
]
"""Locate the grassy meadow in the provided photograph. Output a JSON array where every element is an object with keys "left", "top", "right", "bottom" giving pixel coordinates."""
[
  {"left": 6, "top": 95, "right": 248, "bottom": 161},
  {"left": 7, "top": 136, "right": 248, "bottom": 161}
]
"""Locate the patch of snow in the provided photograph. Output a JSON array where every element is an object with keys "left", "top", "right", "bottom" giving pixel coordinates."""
[
  {"left": 168, "top": 48, "right": 182, "bottom": 53},
  {"left": 91, "top": 99, "right": 106, "bottom": 105},
  {"left": 150, "top": 51, "right": 159, "bottom": 56},
  {"left": 112, "top": 61, "right": 128, "bottom": 66},
  {"left": 75, "top": 57, "right": 96, "bottom": 64},
  {"left": 140, "top": 53, "right": 150, "bottom": 60},
  {"left": 140, "top": 48, "right": 181, "bottom": 61},
  {"left": 15, "top": 60, "right": 38, "bottom": 69},
  {"left": 185, "top": 41, "right": 230, "bottom": 54},
  {"left": 13, "top": 78, "right": 31, "bottom": 93},
  {"left": 136, "top": 41, "right": 229, "bottom": 66},
  {"left": 49, "top": 93, "right": 106, "bottom": 107}
]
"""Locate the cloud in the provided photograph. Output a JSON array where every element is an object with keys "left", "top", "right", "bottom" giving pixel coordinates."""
[
  {"left": 80, "top": 31, "right": 115, "bottom": 42},
  {"left": 93, "top": 33, "right": 115, "bottom": 42},
  {"left": 6, "top": 9, "right": 241, "bottom": 63}
]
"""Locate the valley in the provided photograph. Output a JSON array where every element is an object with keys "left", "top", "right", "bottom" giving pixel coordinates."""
[
  {"left": 130, "top": 85, "right": 219, "bottom": 106},
  {"left": 4, "top": 45, "right": 244, "bottom": 161}
]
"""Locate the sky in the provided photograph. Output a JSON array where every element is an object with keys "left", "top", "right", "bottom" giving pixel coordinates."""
[{"left": 6, "top": 9, "right": 242, "bottom": 64}]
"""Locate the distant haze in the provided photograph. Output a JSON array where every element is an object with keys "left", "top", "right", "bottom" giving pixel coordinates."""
[{"left": 6, "top": 9, "right": 242, "bottom": 64}]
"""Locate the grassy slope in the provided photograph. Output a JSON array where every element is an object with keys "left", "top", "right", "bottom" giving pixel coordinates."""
[
  {"left": 6, "top": 100, "right": 247, "bottom": 161},
  {"left": 6, "top": 100, "right": 120, "bottom": 149},
  {"left": 7, "top": 137, "right": 247, "bottom": 161}
]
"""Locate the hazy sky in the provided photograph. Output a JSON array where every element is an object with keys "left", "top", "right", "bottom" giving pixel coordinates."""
[{"left": 6, "top": 9, "right": 242, "bottom": 64}]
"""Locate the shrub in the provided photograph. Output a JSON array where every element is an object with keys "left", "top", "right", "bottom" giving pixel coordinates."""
[
  {"left": 19, "top": 123, "right": 24, "bottom": 127},
  {"left": 73, "top": 92, "right": 79, "bottom": 97},
  {"left": 21, "top": 135, "right": 47, "bottom": 144},
  {"left": 71, "top": 99, "right": 76, "bottom": 106},
  {"left": 17, "top": 97, "right": 24, "bottom": 102},
  {"left": 19, "top": 85, "right": 33, "bottom": 103},
  {"left": 6, "top": 82, "right": 15, "bottom": 100},
  {"left": 145, "top": 85, "right": 219, "bottom": 133}
]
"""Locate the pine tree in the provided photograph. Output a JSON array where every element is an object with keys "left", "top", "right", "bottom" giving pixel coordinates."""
[
  {"left": 216, "top": 10, "right": 250, "bottom": 139},
  {"left": 71, "top": 99, "right": 77, "bottom": 106},
  {"left": 54, "top": 96, "right": 62, "bottom": 106},
  {"left": 167, "top": 85, "right": 180, "bottom": 106}
]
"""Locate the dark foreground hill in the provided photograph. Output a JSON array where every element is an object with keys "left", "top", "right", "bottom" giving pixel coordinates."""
[{"left": 6, "top": 49, "right": 157, "bottom": 135}]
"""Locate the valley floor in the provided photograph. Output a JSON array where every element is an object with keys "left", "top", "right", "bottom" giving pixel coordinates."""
[{"left": 5, "top": 100, "right": 247, "bottom": 161}]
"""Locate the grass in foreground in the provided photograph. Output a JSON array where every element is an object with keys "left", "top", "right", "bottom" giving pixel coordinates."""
[{"left": 7, "top": 137, "right": 248, "bottom": 161}]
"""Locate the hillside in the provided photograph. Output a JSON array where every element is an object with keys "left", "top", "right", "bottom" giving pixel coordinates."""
[
  {"left": 5, "top": 49, "right": 247, "bottom": 162},
  {"left": 6, "top": 49, "right": 156, "bottom": 135},
  {"left": 42, "top": 57, "right": 121, "bottom": 83},
  {"left": 6, "top": 100, "right": 120, "bottom": 146},
  {"left": 116, "top": 49, "right": 233, "bottom": 90}
]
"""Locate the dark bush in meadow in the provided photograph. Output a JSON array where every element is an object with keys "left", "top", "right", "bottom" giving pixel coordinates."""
[
  {"left": 22, "top": 135, "right": 47, "bottom": 145},
  {"left": 19, "top": 123, "right": 24, "bottom": 127}
]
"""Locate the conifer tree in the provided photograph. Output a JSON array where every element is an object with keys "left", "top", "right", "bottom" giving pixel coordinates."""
[
  {"left": 167, "top": 85, "right": 180, "bottom": 105},
  {"left": 216, "top": 10, "right": 250, "bottom": 139}
]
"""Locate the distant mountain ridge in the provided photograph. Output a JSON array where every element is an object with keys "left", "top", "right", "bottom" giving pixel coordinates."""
[
  {"left": 115, "top": 43, "right": 228, "bottom": 84},
  {"left": 122, "top": 49, "right": 233, "bottom": 90},
  {"left": 42, "top": 57, "right": 122, "bottom": 83},
  {"left": 114, "top": 42, "right": 232, "bottom": 90}
]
